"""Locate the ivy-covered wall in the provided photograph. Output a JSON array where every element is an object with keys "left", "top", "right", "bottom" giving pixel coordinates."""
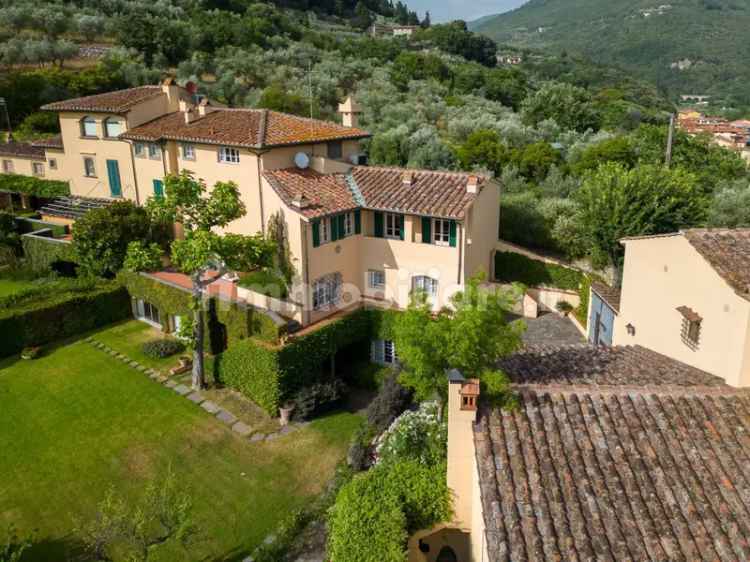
[
  {"left": 21, "top": 232, "right": 77, "bottom": 272},
  {"left": 0, "top": 174, "right": 70, "bottom": 197}
]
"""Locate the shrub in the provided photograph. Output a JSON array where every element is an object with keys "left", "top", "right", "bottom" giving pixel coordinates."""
[
  {"left": 555, "top": 300, "right": 574, "bottom": 315},
  {"left": 293, "top": 379, "right": 346, "bottom": 421},
  {"left": 141, "top": 338, "right": 184, "bottom": 359},
  {"left": 21, "top": 233, "right": 77, "bottom": 272},
  {"left": 365, "top": 374, "right": 412, "bottom": 433},
  {"left": 376, "top": 402, "right": 446, "bottom": 467},
  {"left": 0, "top": 173, "right": 69, "bottom": 197},
  {"left": 123, "top": 241, "right": 163, "bottom": 272},
  {"left": 238, "top": 268, "right": 288, "bottom": 299},
  {"left": 494, "top": 251, "right": 584, "bottom": 291}
]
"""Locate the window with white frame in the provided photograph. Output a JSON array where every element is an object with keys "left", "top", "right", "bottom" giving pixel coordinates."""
[
  {"left": 148, "top": 143, "right": 161, "bottom": 160},
  {"left": 319, "top": 217, "right": 331, "bottom": 244},
  {"left": 83, "top": 156, "right": 96, "bottom": 177},
  {"left": 371, "top": 339, "right": 397, "bottom": 365},
  {"left": 368, "top": 269, "right": 385, "bottom": 289},
  {"left": 312, "top": 273, "right": 342, "bottom": 310},
  {"left": 80, "top": 116, "right": 97, "bottom": 137},
  {"left": 385, "top": 212, "right": 402, "bottom": 239},
  {"left": 134, "top": 143, "right": 146, "bottom": 158},
  {"left": 48, "top": 158, "right": 57, "bottom": 170},
  {"left": 182, "top": 143, "right": 195, "bottom": 160},
  {"left": 2, "top": 160, "right": 14, "bottom": 173},
  {"left": 32, "top": 162, "right": 44, "bottom": 177},
  {"left": 219, "top": 146, "right": 240, "bottom": 163},
  {"left": 433, "top": 218, "right": 451, "bottom": 245},
  {"left": 412, "top": 275, "right": 438, "bottom": 298},
  {"left": 343, "top": 212, "right": 354, "bottom": 237},
  {"left": 136, "top": 299, "right": 161, "bottom": 326},
  {"left": 104, "top": 117, "right": 123, "bottom": 138}
]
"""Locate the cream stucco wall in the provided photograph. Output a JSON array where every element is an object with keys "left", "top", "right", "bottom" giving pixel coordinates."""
[
  {"left": 614, "top": 235, "right": 750, "bottom": 387},
  {"left": 464, "top": 181, "right": 500, "bottom": 283},
  {"left": 0, "top": 155, "right": 46, "bottom": 178}
]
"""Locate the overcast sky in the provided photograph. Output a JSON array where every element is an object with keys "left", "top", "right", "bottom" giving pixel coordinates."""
[{"left": 404, "top": 0, "right": 527, "bottom": 23}]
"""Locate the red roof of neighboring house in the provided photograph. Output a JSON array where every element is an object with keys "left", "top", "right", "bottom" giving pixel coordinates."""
[
  {"left": 121, "top": 108, "right": 370, "bottom": 149},
  {"left": 32, "top": 135, "right": 64, "bottom": 150},
  {"left": 40, "top": 86, "right": 164, "bottom": 114},
  {"left": 0, "top": 142, "right": 45, "bottom": 159},
  {"left": 263, "top": 168, "right": 358, "bottom": 219}
]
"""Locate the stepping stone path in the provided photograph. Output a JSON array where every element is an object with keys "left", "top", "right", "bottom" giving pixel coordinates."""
[
  {"left": 173, "top": 384, "right": 191, "bottom": 396},
  {"left": 187, "top": 392, "right": 205, "bottom": 404},
  {"left": 164, "top": 380, "right": 178, "bottom": 388},
  {"left": 232, "top": 421, "right": 252, "bottom": 436},
  {"left": 201, "top": 401, "right": 220, "bottom": 414},
  {"left": 216, "top": 410, "right": 237, "bottom": 426},
  {"left": 249, "top": 433, "right": 265, "bottom": 442}
]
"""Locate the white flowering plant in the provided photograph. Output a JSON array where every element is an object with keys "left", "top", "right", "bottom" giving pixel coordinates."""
[{"left": 375, "top": 401, "right": 447, "bottom": 467}]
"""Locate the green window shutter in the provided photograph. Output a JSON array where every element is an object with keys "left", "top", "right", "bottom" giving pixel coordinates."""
[
  {"left": 106, "top": 160, "right": 121, "bottom": 197},
  {"left": 449, "top": 220, "right": 457, "bottom": 247},
  {"left": 374, "top": 211, "right": 384, "bottom": 238},
  {"left": 422, "top": 217, "right": 431, "bottom": 244},
  {"left": 338, "top": 214, "right": 346, "bottom": 238},
  {"left": 354, "top": 210, "right": 361, "bottom": 234},
  {"left": 153, "top": 179, "right": 164, "bottom": 198},
  {"left": 331, "top": 215, "right": 340, "bottom": 242},
  {"left": 312, "top": 220, "right": 320, "bottom": 247},
  {"left": 399, "top": 215, "right": 404, "bottom": 241}
]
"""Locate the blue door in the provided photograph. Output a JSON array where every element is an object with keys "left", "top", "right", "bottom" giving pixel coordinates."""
[
  {"left": 588, "top": 292, "right": 615, "bottom": 346},
  {"left": 152, "top": 179, "right": 164, "bottom": 198},
  {"left": 106, "top": 160, "right": 122, "bottom": 197}
]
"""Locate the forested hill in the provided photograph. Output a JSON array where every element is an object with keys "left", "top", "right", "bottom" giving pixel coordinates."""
[{"left": 472, "top": 0, "right": 750, "bottom": 110}]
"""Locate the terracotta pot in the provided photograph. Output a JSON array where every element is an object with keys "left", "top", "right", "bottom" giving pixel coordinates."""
[{"left": 279, "top": 403, "right": 295, "bottom": 426}]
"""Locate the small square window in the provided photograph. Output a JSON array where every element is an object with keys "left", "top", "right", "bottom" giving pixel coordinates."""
[
  {"left": 433, "top": 218, "right": 451, "bottom": 246},
  {"left": 328, "top": 141, "right": 343, "bottom": 160},
  {"left": 32, "top": 162, "right": 45, "bottom": 177},
  {"left": 148, "top": 144, "right": 161, "bottom": 160},
  {"left": 368, "top": 270, "right": 385, "bottom": 289},
  {"left": 48, "top": 158, "right": 57, "bottom": 170},
  {"left": 182, "top": 143, "right": 195, "bottom": 160},
  {"left": 385, "top": 213, "right": 402, "bottom": 239},
  {"left": 2, "top": 160, "right": 14, "bottom": 173},
  {"left": 681, "top": 318, "right": 701, "bottom": 350},
  {"left": 134, "top": 143, "right": 146, "bottom": 158},
  {"left": 83, "top": 156, "right": 96, "bottom": 177},
  {"left": 412, "top": 275, "right": 438, "bottom": 298},
  {"left": 219, "top": 146, "right": 240, "bottom": 163}
]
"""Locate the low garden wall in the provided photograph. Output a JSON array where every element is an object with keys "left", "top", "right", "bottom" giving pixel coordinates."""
[
  {"left": 0, "top": 279, "right": 130, "bottom": 358},
  {"left": 21, "top": 230, "right": 77, "bottom": 272}
]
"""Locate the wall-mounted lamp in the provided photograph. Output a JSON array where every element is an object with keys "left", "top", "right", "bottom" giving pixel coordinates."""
[{"left": 626, "top": 323, "right": 636, "bottom": 336}]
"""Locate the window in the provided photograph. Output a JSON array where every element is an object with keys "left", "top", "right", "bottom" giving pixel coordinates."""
[
  {"left": 312, "top": 273, "right": 342, "bottom": 310},
  {"left": 80, "top": 116, "right": 97, "bottom": 137},
  {"left": 2, "top": 160, "right": 13, "bottom": 173},
  {"left": 368, "top": 269, "right": 385, "bottom": 289},
  {"left": 219, "top": 146, "right": 240, "bottom": 163},
  {"left": 136, "top": 299, "right": 161, "bottom": 326},
  {"left": 343, "top": 212, "right": 354, "bottom": 237},
  {"left": 104, "top": 117, "right": 122, "bottom": 138},
  {"left": 328, "top": 140, "right": 343, "bottom": 159},
  {"left": 32, "top": 162, "right": 44, "bottom": 177},
  {"left": 319, "top": 217, "right": 331, "bottom": 244},
  {"left": 385, "top": 213, "right": 402, "bottom": 239},
  {"left": 433, "top": 218, "right": 451, "bottom": 245},
  {"left": 412, "top": 275, "right": 438, "bottom": 298},
  {"left": 181, "top": 143, "right": 195, "bottom": 160},
  {"left": 371, "top": 339, "right": 397, "bottom": 365},
  {"left": 134, "top": 143, "right": 146, "bottom": 158},
  {"left": 148, "top": 143, "right": 161, "bottom": 160},
  {"left": 48, "top": 158, "right": 57, "bottom": 170},
  {"left": 677, "top": 306, "right": 702, "bottom": 350},
  {"left": 83, "top": 156, "right": 96, "bottom": 177}
]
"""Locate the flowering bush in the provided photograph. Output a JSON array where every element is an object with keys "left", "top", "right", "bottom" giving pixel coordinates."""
[{"left": 375, "top": 402, "right": 447, "bottom": 466}]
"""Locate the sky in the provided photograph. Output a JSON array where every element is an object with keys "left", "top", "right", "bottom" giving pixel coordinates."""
[{"left": 404, "top": 0, "right": 528, "bottom": 23}]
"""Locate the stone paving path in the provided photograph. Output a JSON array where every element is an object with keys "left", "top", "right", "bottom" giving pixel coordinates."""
[
  {"left": 512, "top": 312, "right": 585, "bottom": 346},
  {"left": 84, "top": 337, "right": 303, "bottom": 443}
]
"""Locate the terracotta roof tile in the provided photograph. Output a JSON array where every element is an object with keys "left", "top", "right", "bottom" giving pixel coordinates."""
[
  {"left": 31, "top": 135, "right": 64, "bottom": 150},
  {"left": 683, "top": 228, "right": 750, "bottom": 300},
  {"left": 121, "top": 109, "right": 370, "bottom": 148},
  {"left": 262, "top": 168, "right": 358, "bottom": 219},
  {"left": 0, "top": 142, "right": 45, "bottom": 159},
  {"left": 477, "top": 344, "right": 750, "bottom": 562},
  {"left": 40, "top": 86, "right": 164, "bottom": 113},
  {"left": 591, "top": 281, "right": 621, "bottom": 313}
]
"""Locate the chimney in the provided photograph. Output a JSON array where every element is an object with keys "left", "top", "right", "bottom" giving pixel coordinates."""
[
  {"left": 291, "top": 192, "right": 309, "bottom": 210},
  {"left": 179, "top": 99, "right": 198, "bottom": 124},
  {"left": 466, "top": 175, "right": 479, "bottom": 194},
  {"left": 338, "top": 95, "right": 363, "bottom": 128},
  {"left": 446, "top": 369, "right": 480, "bottom": 531},
  {"left": 197, "top": 98, "right": 214, "bottom": 117},
  {"left": 402, "top": 171, "right": 414, "bottom": 186}
]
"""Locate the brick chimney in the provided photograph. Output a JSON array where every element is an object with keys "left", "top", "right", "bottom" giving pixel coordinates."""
[
  {"left": 466, "top": 175, "right": 479, "bottom": 194},
  {"left": 179, "top": 99, "right": 197, "bottom": 124},
  {"left": 402, "top": 171, "right": 414, "bottom": 186},
  {"left": 197, "top": 98, "right": 214, "bottom": 117},
  {"left": 447, "top": 369, "right": 480, "bottom": 531},
  {"left": 338, "top": 95, "right": 363, "bottom": 128},
  {"left": 291, "top": 191, "right": 309, "bottom": 210}
]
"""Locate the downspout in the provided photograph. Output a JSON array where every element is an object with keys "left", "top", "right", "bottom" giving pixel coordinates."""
[
  {"left": 457, "top": 221, "right": 464, "bottom": 285},
  {"left": 301, "top": 217, "right": 311, "bottom": 326},
  {"left": 126, "top": 140, "right": 141, "bottom": 206},
  {"left": 255, "top": 151, "right": 268, "bottom": 234}
]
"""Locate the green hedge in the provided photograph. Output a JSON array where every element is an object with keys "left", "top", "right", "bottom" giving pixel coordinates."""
[
  {"left": 21, "top": 232, "right": 77, "bottom": 272},
  {"left": 0, "top": 173, "right": 69, "bottom": 197},
  {"left": 494, "top": 251, "right": 584, "bottom": 291},
  {"left": 0, "top": 279, "right": 130, "bottom": 358}
]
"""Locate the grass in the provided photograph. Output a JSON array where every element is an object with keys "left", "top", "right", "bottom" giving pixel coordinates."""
[
  {"left": 0, "top": 277, "right": 32, "bottom": 298},
  {"left": 0, "top": 335, "right": 361, "bottom": 561}
]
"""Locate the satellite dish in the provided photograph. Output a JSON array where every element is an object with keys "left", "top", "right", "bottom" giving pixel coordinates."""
[{"left": 294, "top": 152, "right": 310, "bottom": 169}]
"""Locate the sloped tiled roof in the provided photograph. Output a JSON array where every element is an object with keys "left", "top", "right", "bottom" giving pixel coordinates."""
[
  {"left": 351, "top": 167, "right": 486, "bottom": 220},
  {"left": 32, "top": 135, "right": 64, "bottom": 150},
  {"left": 498, "top": 344, "right": 726, "bottom": 388},
  {"left": 40, "top": 86, "right": 164, "bottom": 113},
  {"left": 683, "top": 228, "right": 750, "bottom": 300},
  {"left": 477, "top": 344, "right": 750, "bottom": 562},
  {"left": 262, "top": 168, "right": 358, "bottom": 219},
  {"left": 121, "top": 109, "right": 370, "bottom": 148},
  {"left": 591, "top": 281, "right": 621, "bottom": 313},
  {"left": 0, "top": 142, "right": 45, "bottom": 159}
]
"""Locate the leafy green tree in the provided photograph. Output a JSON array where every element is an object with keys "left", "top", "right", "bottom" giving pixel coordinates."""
[
  {"left": 571, "top": 136, "right": 637, "bottom": 176},
  {"left": 514, "top": 141, "right": 561, "bottom": 182},
  {"left": 576, "top": 163, "right": 706, "bottom": 272},
  {"left": 522, "top": 81, "right": 601, "bottom": 132},
  {"left": 707, "top": 179, "right": 750, "bottom": 227},
  {"left": 484, "top": 67, "right": 528, "bottom": 110},
  {"left": 258, "top": 83, "right": 309, "bottom": 116},
  {"left": 415, "top": 21, "right": 497, "bottom": 67},
  {"left": 389, "top": 52, "right": 451, "bottom": 91},
  {"left": 131, "top": 172, "right": 273, "bottom": 390},
  {"left": 353, "top": 1, "right": 373, "bottom": 30},
  {"left": 73, "top": 201, "right": 168, "bottom": 278},
  {"left": 123, "top": 241, "right": 163, "bottom": 272},
  {"left": 392, "top": 275, "right": 523, "bottom": 418},
  {"left": 455, "top": 129, "right": 510, "bottom": 176}
]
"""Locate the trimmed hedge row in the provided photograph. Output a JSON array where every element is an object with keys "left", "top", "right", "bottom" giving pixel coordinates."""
[
  {"left": 217, "top": 308, "right": 399, "bottom": 415},
  {"left": 21, "top": 232, "right": 77, "bottom": 271},
  {"left": 0, "top": 279, "right": 130, "bottom": 358},
  {"left": 494, "top": 251, "right": 584, "bottom": 291},
  {"left": 0, "top": 173, "right": 69, "bottom": 197}
]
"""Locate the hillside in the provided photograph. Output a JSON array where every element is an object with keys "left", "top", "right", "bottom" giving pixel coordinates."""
[{"left": 473, "top": 0, "right": 750, "bottom": 110}]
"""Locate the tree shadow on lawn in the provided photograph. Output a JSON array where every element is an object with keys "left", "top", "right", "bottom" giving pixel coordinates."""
[{"left": 21, "top": 535, "right": 89, "bottom": 562}]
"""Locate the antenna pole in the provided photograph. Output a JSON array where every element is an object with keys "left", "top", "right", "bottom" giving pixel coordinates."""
[
  {"left": 665, "top": 113, "right": 675, "bottom": 168},
  {"left": 308, "top": 62, "right": 314, "bottom": 128}
]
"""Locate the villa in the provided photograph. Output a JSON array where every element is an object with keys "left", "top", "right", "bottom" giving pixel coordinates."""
[{"left": 0, "top": 79, "right": 500, "bottom": 330}]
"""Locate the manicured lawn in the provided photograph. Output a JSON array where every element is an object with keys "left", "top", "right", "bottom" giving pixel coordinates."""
[
  {"left": 0, "top": 335, "right": 361, "bottom": 561},
  {"left": 0, "top": 277, "right": 30, "bottom": 297}
]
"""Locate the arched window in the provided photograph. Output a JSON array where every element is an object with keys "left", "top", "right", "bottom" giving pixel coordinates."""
[
  {"left": 80, "top": 116, "right": 97, "bottom": 137},
  {"left": 436, "top": 546, "right": 458, "bottom": 562},
  {"left": 104, "top": 117, "right": 122, "bottom": 138}
]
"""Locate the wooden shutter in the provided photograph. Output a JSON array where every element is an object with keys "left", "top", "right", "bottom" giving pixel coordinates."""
[
  {"left": 354, "top": 210, "right": 361, "bottom": 234},
  {"left": 338, "top": 214, "right": 346, "bottom": 238},
  {"left": 153, "top": 179, "right": 164, "bottom": 198},
  {"left": 374, "top": 211, "right": 384, "bottom": 238},
  {"left": 399, "top": 215, "right": 404, "bottom": 241},
  {"left": 422, "top": 217, "right": 431, "bottom": 244},
  {"left": 449, "top": 220, "right": 457, "bottom": 247},
  {"left": 312, "top": 220, "right": 320, "bottom": 247},
  {"left": 106, "top": 160, "right": 121, "bottom": 197},
  {"left": 331, "top": 215, "right": 340, "bottom": 241}
]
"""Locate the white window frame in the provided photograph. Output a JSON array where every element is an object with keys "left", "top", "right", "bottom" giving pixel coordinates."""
[
  {"left": 136, "top": 299, "right": 161, "bottom": 327},
  {"left": 368, "top": 269, "right": 385, "bottom": 289},
  {"left": 83, "top": 156, "right": 96, "bottom": 178},
  {"left": 312, "top": 273, "right": 341, "bottom": 311},
  {"left": 104, "top": 117, "right": 123, "bottom": 138},
  {"left": 219, "top": 146, "right": 240, "bottom": 164},
  {"left": 80, "top": 116, "right": 97, "bottom": 137},
  {"left": 134, "top": 143, "right": 146, "bottom": 158},
  {"left": 343, "top": 212, "right": 354, "bottom": 237},
  {"left": 2, "top": 160, "right": 14, "bottom": 173},
  {"left": 385, "top": 212, "right": 402, "bottom": 239},
  {"left": 371, "top": 339, "right": 397, "bottom": 366},
  {"left": 148, "top": 143, "right": 161, "bottom": 160},
  {"left": 48, "top": 158, "right": 57, "bottom": 170},
  {"left": 412, "top": 275, "right": 438, "bottom": 298},
  {"left": 181, "top": 143, "right": 195, "bottom": 161},
  {"left": 32, "top": 162, "right": 45, "bottom": 177},
  {"left": 433, "top": 218, "right": 451, "bottom": 246},
  {"left": 319, "top": 217, "right": 331, "bottom": 245}
]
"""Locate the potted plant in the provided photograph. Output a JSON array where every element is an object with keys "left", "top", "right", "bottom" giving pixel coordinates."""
[
  {"left": 555, "top": 300, "right": 574, "bottom": 317},
  {"left": 21, "top": 346, "right": 41, "bottom": 360},
  {"left": 279, "top": 401, "right": 295, "bottom": 426}
]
